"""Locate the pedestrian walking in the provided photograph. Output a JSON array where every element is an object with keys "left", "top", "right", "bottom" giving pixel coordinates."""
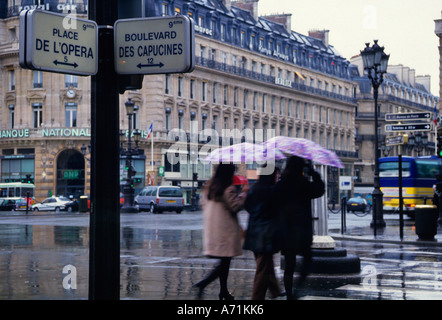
[
  {"left": 193, "top": 163, "right": 247, "bottom": 300},
  {"left": 275, "top": 156, "right": 325, "bottom": 300},
  {"left": 243, "top": 168, "right": 283, "bottom": 300}
]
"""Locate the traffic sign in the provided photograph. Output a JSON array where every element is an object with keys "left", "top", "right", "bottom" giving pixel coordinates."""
[
  {"left": 385, "top": 112, "right": 432, "bottom": 121},
  {"left": 19, "top": 10, "right": 98, "bottom": 76},
  {"left": 385, "top": 135, "right": 408, "bottom": 146},
  {"left": 385, "top": 123, "right": 432, "bottom": 132},
  {"left": 114, "top": 15, "right": 195, "bottom": 75}
]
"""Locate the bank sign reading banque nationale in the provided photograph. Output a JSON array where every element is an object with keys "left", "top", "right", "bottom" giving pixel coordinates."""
[{"left": 0, "top": 128, "right": 150, "bottom": 139}]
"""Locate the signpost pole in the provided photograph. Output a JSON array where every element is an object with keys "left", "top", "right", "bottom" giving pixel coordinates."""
[{"left": 88, "top": 0, "right": 120, "bottom": 300}]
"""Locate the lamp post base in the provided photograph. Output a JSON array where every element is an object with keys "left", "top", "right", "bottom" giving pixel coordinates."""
[{"left": 370, "top": 189, "right": 386, "bottom": 228}]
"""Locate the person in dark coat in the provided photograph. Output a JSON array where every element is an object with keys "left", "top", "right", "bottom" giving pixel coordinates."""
[
  {"left": 243, "top": 168, "right": 283, "bottom": 300},
  {"left": 275, "top": 156, "right": 325, "bottom": 299}
]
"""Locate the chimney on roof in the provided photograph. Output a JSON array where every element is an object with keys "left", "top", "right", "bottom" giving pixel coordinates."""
[
  {"left": 309, "top": 29, "right": 330, "bottom": 47},
  {"left": 222, "top": 0, "right": 231, "bottom": 11},
  {"left": 232, "top": 0, "right": 259, "bottom": 21},
  {"left": 262, "top": 13, "right": 292, "bottom": 33}
]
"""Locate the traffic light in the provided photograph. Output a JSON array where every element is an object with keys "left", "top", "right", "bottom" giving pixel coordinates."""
[
  {"left": 22, "top": 174, "right": 33, "bottom": 184},
  {"left": 437, "top": 136, "right": 442, "bottom": 158},
  {"left": 192, "top": 172, "right": 198, "bottom": 182}
]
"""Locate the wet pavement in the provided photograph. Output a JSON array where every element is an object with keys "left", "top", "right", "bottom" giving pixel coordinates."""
[{"left": 0, "top": 209, "right": 441, "bottom": 300}]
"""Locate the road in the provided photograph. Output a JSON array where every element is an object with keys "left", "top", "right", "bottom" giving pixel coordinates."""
[{"left": 0, "top": 210, "right": 441, "bottom": 300}]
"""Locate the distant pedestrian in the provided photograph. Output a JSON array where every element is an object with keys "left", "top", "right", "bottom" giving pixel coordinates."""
[
  {"left": 193, "top": 163, "right": 247, "bottom": 300},
  {"left": 243, "top": 167, "right": 283, "bottom": 300},
  {"left": 275, "top": 156, "right": 325, "bottom": 299}
]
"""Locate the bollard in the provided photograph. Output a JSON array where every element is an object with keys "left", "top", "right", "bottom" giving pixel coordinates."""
[{"left": 414, "top": 205, "right": 438, "bottom": 241}]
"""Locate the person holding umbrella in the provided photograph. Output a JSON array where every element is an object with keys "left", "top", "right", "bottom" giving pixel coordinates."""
[
  {"left": 243, "top": 167, "right": 283, "bottom": 300},
  {"left": 275, "top": 156, "right": 325, "bottom": 299},
  {"left": 193, "top": 163, "right": 247, "bottom": 300}
]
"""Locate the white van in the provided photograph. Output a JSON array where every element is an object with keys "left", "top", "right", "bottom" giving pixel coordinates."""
[{"left": 135, "top": 186, "right": 184, "bottom": 214}]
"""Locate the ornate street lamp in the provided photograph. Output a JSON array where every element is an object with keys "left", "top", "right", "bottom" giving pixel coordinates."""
[
  {"left": 407, "top": 132, "right": 428, "bottom": 156},
  {"left": 360, "top": 40, "right": 390, "bottom": 231},
  {"left": 120, "top": 98, "right": 139, "bottom": 213}
]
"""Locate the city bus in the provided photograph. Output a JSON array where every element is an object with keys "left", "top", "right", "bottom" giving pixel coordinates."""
[
  {"left": 0, "top": 182, "right": 35, "bottom": 205},
  {"left": 379, "top": 156, "right": 441, "bottom": 215}
]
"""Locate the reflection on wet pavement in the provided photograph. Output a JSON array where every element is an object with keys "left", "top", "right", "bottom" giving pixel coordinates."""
[{"left": 0, "top": 212, "right": 441, "bottom": 300}]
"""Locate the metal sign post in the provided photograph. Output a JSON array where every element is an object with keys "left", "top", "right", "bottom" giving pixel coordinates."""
[{"left": 88, "top": 0, "right": 120, "bottom": 300}]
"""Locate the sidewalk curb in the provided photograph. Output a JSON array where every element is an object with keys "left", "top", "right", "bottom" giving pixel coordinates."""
[{"left": 330, "top": 232, "right": 442, "bottom": 247}]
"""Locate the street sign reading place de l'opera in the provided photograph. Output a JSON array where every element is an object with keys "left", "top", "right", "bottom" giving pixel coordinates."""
[
  {"left": 114, "top": 15, "right": 195, "bottom": 75},
  {"left": 19, "top": 9, "right": 98, "bottom": 76}
]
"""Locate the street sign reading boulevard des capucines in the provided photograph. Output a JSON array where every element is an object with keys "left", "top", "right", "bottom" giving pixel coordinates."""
[
  {"left": 19, "top": 10, "right": 98, "bottom": 76},
  {"left": 114, "top": 15, "right": 195, "bottom": 75}
]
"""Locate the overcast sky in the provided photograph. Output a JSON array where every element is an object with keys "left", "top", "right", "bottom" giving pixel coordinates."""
[{"left": 257, "top": 0, "right": 441, "bottom": 96}]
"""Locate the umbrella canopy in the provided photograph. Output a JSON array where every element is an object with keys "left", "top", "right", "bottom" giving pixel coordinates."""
[
  {"left": 204, "top": 142, "right": 285, "bottom": 163},
  {"left": 263, "top": 136, "right": 344, "bottom": 168},
  {"left": 233, "top": 175, "right": 249, "bottom": 185}
]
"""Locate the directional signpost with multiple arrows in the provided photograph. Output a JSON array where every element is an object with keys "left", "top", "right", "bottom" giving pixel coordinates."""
[
  {"left": 19, "top": 10, "right": 98, "bottom": 76},
  {"left": 385, "top": 112, "right": 433, "bottom": 133}
]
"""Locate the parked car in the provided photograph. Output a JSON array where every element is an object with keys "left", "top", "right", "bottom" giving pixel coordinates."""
[
  {"left": 64, "top": 199, "right": 79, "bottom": 212},
  {"left": 135, "top": 186, "right": 184, "bottom": 214},
  {"left": 14, "top": 198, "right": 30, "bottom": 211},
  {"left": 346, "top": 197, "right": 369, "bottom": 213},
  {"left": 32, "top": 196, "right": 72, "bottom": 212},
  {"left": 0, "top": 199, "right": 16, "bottom": 211}
]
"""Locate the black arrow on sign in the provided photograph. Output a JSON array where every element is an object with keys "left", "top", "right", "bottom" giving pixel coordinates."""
[
  {"left": 53, "top": 60, "right": 79, "bottom": 68},
  {"left": 137, "top": 62, "right": 164, "bottom": 69}
]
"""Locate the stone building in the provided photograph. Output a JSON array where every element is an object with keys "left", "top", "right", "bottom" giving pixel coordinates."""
[
  {"left": 0, "top": 0, "right": 358, "bottom": 203},
  {"left": 351, "top": 57, "right": 439, "bottom": 190}
]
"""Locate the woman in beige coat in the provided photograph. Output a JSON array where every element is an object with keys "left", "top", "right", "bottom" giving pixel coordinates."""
[{"left": 193, "top": 164, "right": 246, "bottom": 300}]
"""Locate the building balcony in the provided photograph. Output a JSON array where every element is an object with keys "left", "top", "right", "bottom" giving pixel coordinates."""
[{"left": 196, "top": 57, "right": 357, "bottom": 105}]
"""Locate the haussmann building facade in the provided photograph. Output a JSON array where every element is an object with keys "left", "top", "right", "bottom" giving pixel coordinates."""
[{"left": 0, "top": 0, "right": 359, "bottom": 204}]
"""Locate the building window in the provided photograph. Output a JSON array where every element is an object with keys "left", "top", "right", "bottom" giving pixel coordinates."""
[
  {"left": 8, "top": 105, "right": 15, "bottom": 129},
  {"left": 221, "top": 24, "right": 226, "bottom": 41},
  {"left": 202, "top": 113, "right": 207, "bottom": 132},
  {"left": 244, "top": 90, "right": 248, "bottom": 109},
  {"left": 65, "top": 74, "right": 78, "bottom": 88},
  {"left": 234, "top": 87, "right": 238, "bottom": 107},
  {"left": 32, "top": 103, "right": 43, "bottom": 128},
  {"left": 165, "top": 74, "right": 170, "bottom": 94},
  {"left": 190, "top": 79, "right": 195, "bottom": 99},
  {"left": 213, "top": 82, "right": 218, "bottom": 103},
  {"left": 280, "top": 98, "right": 284, "bottom": 115},
  {"left": 8, "top": 69, "right": 15, "bottom": 91},
  {"left": 178, "top": 109, "right": 184, "bottom": 130},
  {"left": 253, "top": 92, "right": 258, "bottom": 111},
  {"left": 223, "top": 85, "right": 228, "bottom": 105},
  {"left": 178, "top": 76, "right": 183, "bottom": 97},
  {"left": 212, "top": 115, "right": 218, "bottom": 131},
  {"left": 202, "top": 81, "right": 207, "bottom": 101},
  {"left": 262, "top": 94, "right": 267, "bottom": 113},
  {"left": 165, "top": 108, "right": 171, "bottom": 132},
  {"left": 33, "top": 71, "right": 43, "bottom": 88},
  {"left": 65, "top": 103, "right": 77, "bottom": 127},
  {"left": 162, "top": 2, "right": 168, "bottom": 16}
]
